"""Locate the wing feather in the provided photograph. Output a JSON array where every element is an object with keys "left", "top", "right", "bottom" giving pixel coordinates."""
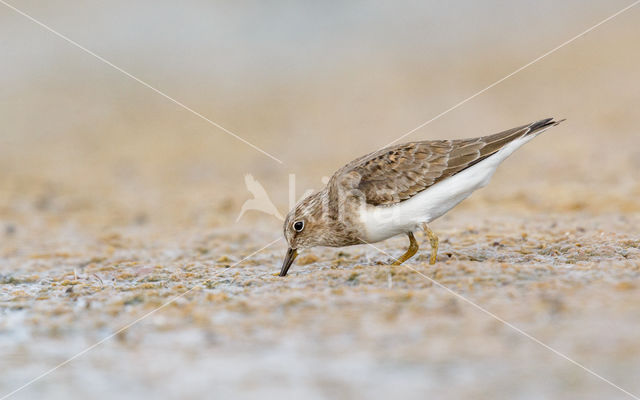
[{"left": 329, "top": 118, "right": 561, "bottom": 206}]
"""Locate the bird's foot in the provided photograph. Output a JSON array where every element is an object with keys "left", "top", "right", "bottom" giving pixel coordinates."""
[{"left": 422, "top": 223, "right": 439, "bottom": 265}]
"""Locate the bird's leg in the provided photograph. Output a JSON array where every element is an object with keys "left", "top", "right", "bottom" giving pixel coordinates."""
[
  {"left": 392, "top": 232, "right": 419, "bottom": 266},
  {"left": 421, "top": 223, "right": 439, "bottom": 265}
]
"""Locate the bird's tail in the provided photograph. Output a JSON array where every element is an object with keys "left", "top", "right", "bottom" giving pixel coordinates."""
[{"left": 526, "top": 117, "right": 565, "bottom": 136}]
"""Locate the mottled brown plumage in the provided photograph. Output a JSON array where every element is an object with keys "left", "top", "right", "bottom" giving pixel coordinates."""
[
  {"left": 330, "top": 118, "right": 560, "bottom": 206},
  {"left": 279, "top": 118, "right": 563, "bottom": 276}
]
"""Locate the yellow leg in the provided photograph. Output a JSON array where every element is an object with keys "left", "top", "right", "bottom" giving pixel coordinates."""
[
  {"left": 392, "top": 232, "right": 419, "bottom": 266},
  {"left": 421, "top": 223, "right": 439, "bottom": 265}
]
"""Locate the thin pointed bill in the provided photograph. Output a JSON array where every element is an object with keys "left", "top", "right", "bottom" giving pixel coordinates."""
[{"left": 279, "top": 248, "right": 298, "bottom": 276}]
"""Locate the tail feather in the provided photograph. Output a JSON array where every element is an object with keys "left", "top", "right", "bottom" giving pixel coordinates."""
[
  {"left": 452, "top": 117, "right": 564, "bottom": 177},
  {"left": 527, "top": 117, "right": 565, "bottom": 136}
]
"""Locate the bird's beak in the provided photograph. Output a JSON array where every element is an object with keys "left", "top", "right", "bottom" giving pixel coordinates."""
[{"left": 279, "top": 248, "right": 298, "bottom": 277}]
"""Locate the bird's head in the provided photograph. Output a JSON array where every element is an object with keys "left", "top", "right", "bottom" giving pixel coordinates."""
[{"left": 279, "top": 191, "right": 334, "bottom": 276}]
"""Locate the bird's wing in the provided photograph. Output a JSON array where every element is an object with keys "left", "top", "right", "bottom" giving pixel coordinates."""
[{"left": 331, "top": 118, "right": 561, "bottom": 206}]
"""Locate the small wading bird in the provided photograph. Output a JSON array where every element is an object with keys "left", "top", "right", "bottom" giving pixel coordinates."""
[{"left": 279, "top": 118, "right": 563, "bottom": 276}]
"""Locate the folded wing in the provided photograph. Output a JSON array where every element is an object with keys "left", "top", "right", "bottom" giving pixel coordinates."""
[{"left": 333, "top": 118, "right": 560, "bottom": 206}]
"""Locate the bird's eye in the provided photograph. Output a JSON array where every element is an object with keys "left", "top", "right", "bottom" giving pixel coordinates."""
[{"left": 293, "top": 221, "right": 304, "bottom": 232}]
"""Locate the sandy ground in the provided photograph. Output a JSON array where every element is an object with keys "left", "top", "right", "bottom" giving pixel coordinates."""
[
  {"left": 2, "top": 1, "right": 640, "bottom": 399},
  {"left": 1, "top": 210, "right": 639, "bottom": 399}
]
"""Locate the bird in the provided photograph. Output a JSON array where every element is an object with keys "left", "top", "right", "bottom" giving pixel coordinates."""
[
  {"left": 279, "top": 118, "right": 563, "bottom": 276},
  {"left": 236, "top": 174, "right": 284, "bottom": 222}
]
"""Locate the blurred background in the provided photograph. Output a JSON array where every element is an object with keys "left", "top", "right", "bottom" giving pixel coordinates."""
[{"left": 1, "top": 1, "right": 639, "bottom": 399}]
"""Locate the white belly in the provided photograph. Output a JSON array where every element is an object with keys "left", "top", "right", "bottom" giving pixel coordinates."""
[{"left": 358, "top": 134, "right": 537, "bottom": 243}]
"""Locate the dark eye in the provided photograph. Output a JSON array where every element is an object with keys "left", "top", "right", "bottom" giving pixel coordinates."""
[{"left": 293, "top": 221, "right": 304, "bottom": 232}]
